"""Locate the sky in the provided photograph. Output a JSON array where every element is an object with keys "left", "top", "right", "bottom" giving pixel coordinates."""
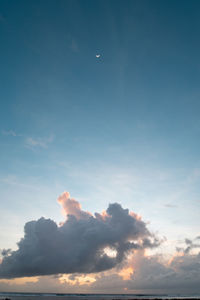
[{"left": 0, "top": 0, "right": 200, "bottom": 294}]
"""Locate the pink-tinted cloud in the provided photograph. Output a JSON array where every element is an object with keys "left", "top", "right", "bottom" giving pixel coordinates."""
[{"left": 57, "top": 192, "right": 91, "bottom": 220}]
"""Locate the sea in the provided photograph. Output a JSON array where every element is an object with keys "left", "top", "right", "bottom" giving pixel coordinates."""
[{"left": 0, "top": 293, "right": 200, "bottom": 300}]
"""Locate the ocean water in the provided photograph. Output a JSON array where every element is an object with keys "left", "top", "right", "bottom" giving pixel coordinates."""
[{"left": 0, "top": 293, "right": 200, "bottom": 300}]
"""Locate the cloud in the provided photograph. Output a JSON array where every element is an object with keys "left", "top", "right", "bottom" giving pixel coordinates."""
[
  {"left": 25, "top": 135, "right": 53, "bottom": 149},
  {"left": 0, "top": 239, "right": 200, "bottom": 293},
  {"left": 176, "top": 236, "right": 200, "bottom": 254},
  {"left": 1, "top": 249, "right": 12, "bottom": 257},
  {"left": 127, "top": 251, "right": 200, "bottom": 293},
  {"left": 164, "top": 203, "right": 178, "bottom": 208},
  {"left": 0, "top": 192, "right": 159, "bottom": 279},
  {"left": 57, "top": 192, "right": 92, "bottom": 220},
  {"left": 70, "top": 39, "right": 79, "bottom": 52},
  {"left": 1, "top": 130, "right": 54, "bottom": 149},
  {"left": 1, "top": 131, "right": 54, "bottom": 151},
  {"left": 88, "top": 246, "right": 200, "bottom": 294},
  {"left": 2, "top": 130, "right": 17, "bottom": 137}
]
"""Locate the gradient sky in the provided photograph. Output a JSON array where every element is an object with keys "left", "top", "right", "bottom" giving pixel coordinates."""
[{"left": 0, "top": 0, "right": 200, "bottom": 294}]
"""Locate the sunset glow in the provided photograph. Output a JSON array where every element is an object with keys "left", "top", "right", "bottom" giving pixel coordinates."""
[{"left": 0, "top": 0, "right": 200, "bottom": 295}]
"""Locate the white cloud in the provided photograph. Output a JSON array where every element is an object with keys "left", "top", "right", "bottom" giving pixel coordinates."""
[
  {"left": 25, "top": 135, "right": 54, "bottom": 149},
  {"left": 2, "top": 130, "right": 17, "bottom": 137}
]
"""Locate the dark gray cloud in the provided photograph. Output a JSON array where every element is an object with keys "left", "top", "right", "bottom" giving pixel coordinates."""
[
  {"left": 176, "top": 236, "right": 200, "bottom": 254},
  {"left": 1, "top": 249, "right": 12, "bottom": 257},
  {"left": 0, "top": 192, "right": 159, "bottom": 279}
]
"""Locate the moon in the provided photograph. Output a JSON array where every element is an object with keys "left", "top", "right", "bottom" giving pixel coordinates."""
[{"left": 96, "top": 54, "right": 100, "bottom": 58}]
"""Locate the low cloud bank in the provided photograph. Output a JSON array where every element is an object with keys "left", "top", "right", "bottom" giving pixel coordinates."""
[
  {"left": 88, "top": 247, "right": 200, "bottom": 294},
  {"left": 0, "top": 192, "right": 159, "bottom": 278},
  {"left": 126, "top": 246, "right": 200, "bottom": 293},
  {"left": 1, "top": 243, "right": 200, "bottom": 293}
]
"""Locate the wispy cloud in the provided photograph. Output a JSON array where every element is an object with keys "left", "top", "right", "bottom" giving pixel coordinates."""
[
  {"left": 164, "top": 203, "right": 178, "bottom": 208},
  {"left": 70, "top": 39, "right": 79, "bottom": 53},
  {"left": 25, "top": 135, "right": 54, "bottom": 149},
  {"left": 0, "top": 175, "right": 40, "bottom": 191},
  {"left": 2, "top": 130, "right": 54, "bottom": 150},
  {"left": 2, "top": 130, "right": 18, "bottom": 137}
]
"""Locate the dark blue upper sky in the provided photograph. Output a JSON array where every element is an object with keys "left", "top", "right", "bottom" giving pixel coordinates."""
[
  {"left": 0, "top": 0, "right": 200, "bottom": 255},
  {"left": 1, "top": 0, "right": 200, "bottom": 161}
]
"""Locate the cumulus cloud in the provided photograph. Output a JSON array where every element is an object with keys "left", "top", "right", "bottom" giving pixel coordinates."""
[
  {"left": 57, "top": 192, "right": 92, "bottom": 220},
  {"left": 0, "top": 192, "right": 159, "bottom": 279},
  {"left": 0, "top": 237, "right": 200, "bottom": 293}
]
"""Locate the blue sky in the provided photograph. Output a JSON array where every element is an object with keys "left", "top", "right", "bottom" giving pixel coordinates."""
[{"left": 0, "top": 0, "right": 200, "bottom": 293}]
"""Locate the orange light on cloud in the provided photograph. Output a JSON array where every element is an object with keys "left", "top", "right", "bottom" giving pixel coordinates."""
[
  {"left": 167, "top": 251, "right": 184, "bottom": 266},
  {"left": 57, "top": 192, "right": 92, "bottom": 219},
  {"left": 59, "top": 274, "right": 96, "bottom": 286},
  {"left": 0, "top": 276, "right": 38, "bottom": 285},
  {"left": 100, "top": 210, "right": 109, "bottom": 220},
  {"left": 129, "top": 211, "right": 142, "bottom": 221},
  {"left": 119, "top": 266, "right": 134, "bottom": 280}
]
